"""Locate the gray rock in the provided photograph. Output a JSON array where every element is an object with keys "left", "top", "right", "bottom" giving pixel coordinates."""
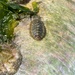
[
  {"left": 15, "top": 0, "right": 75, "bottom": 75},
  {"left": 0, "top": 44, "right": 22, "bottom": 75}
]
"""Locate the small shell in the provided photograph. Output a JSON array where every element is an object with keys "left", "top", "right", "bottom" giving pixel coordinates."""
[{"left": 30, "top": 17, "right": 46, "bottom": 41}]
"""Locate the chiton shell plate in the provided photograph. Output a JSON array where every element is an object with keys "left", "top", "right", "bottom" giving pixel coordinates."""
[{"left": 30, "top": 18, "right": 46, "bottom": 41}]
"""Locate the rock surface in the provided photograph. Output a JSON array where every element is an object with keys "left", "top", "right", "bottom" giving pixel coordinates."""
[
  {"left": 0, "top": 44, "right": 22, "bottom": 75},
  {"left": 14, "top": 0, "right": 75, "bottom": 75}
]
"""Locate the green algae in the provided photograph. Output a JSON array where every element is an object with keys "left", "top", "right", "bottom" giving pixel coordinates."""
[{"left": 0, "top": 0, "right": 39, "bottom": 43}]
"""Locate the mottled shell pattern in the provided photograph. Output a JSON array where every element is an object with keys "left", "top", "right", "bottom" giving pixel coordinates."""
[{"left": 30, "top": 15, "right": 46, "bottom": 41}]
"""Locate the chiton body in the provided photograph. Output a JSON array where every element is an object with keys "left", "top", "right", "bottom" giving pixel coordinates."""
[{"left": 30, "top": 16, "right": 46, "bottom": 41}]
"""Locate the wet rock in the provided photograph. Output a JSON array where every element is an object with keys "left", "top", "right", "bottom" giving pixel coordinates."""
[
  {"left": 14, "top": 0, "right": 75, "bottom": 75},
  {"left": 0, "top": 44, "right": 22, "bottom": 75}
]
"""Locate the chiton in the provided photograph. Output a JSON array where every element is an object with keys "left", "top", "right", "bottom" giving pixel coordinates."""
[{"left": 30, "top": 16, "right": 46, "bottom": 41}]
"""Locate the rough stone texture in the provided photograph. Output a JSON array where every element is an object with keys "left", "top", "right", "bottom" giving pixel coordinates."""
[
  {"left": 0, "top": 44, "right": 22, "bottom": 75},
  {"left": 14, "top": 0, "right": 75, "bottom": 75}
]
